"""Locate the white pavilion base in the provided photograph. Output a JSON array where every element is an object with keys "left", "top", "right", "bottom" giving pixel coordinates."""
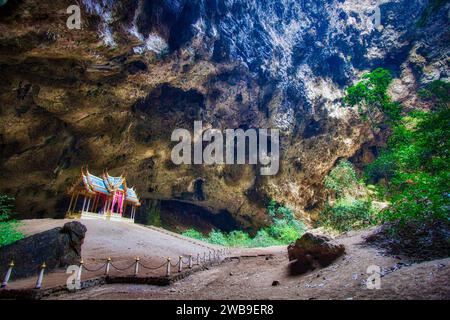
[{"left": 80, "top": 211, "right": 135, "bottom": 223}]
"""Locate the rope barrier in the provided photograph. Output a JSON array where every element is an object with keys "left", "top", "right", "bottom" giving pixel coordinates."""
[
  {"left": 1, "top": 247, "right": 231, "bottom": 289},
  {"left": 169, "top": 260, "right": 178, "bottom": 268},
  {"left": 83, "top": 263, "right": 108, "bottom": 272},
  {"left": 109, "top": 262, "right": 136, "bottom": 271},
  {"left": 139, "top": 262, "right": 168, "bottom": 271}
]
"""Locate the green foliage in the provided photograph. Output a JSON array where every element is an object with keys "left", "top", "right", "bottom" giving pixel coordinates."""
[
  {"left": 381, "top": 171, "right": 449, "bottom": 222},
  {"left": 182, "top": 202, "right": 306, "bottom": 247},
  {"left": 140, "top": 200, "right": 162, "bottom": 227},
  {"left": 266, "top": 218, "right": 304, "bottom": 244},
  {"left": 320, "top": 160, "right": 377, "bottom": 232},
  {"left": 318, "top": 197, "right": 377, "bottom": 232},
  {"left": 267, "top": 199, "right": 277, "bottom": 218},
  {"left": 343, "top": 71, "right": 449, "bottom": 230},
  {"left": 251, "top": 229, "right": 281, "bottom": 247},
  {"left": 265, "top": 202, "right": 307, "bottom": 244},
  {"left": 344, "top": 68, "right": 402, "bottom": 126},
  {"left": 225, "top": 231, "right": 252, "bottom": 247},
  {"left": 0, "top": 194, "right": 14, "bottom": 221},
  {"left": 0, "top": 195, "right": 24, "bottom": 247},
  {"left": 324, "top": 159, "right": 360, "bottom": 197},
  {"left": 181, "top": 229, "right": 206, "bottom": 241},
  {"left": 364, "top": 151, "right": 398, "bottom": 183},
  {"left": 365, "top": 80, "right": 450, "bottom": 224}
]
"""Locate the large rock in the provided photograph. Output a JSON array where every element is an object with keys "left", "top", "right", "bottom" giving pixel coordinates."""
[
  {"left": 0, "top": 221, "right": 87, "bottom": 279},
  {"left": 287, "top": 232, "right": 345, "bottom": 274}
]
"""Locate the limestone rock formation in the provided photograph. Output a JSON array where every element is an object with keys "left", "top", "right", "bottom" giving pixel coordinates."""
[
  {"left": 287, "top": 232, "right": 345, "bottom": 274},
  {"left": 0, "top": 221, "right": 87, "bottom": 279},
  {"left": 0, "top": 0, "right": 448, "bottom": 231}
]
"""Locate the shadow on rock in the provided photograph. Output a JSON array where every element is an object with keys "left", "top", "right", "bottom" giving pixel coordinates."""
[
  {"left": 0, "top": 221, "right": 87, "bottom": 279},
  {"left": 287, "top": 232, "right": 345, "bottom": 276}
]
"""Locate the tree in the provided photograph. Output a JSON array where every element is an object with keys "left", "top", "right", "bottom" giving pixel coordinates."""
[
  {"left": 344, "top": 68, "right": 402, "bottom": 128},
  {"left": 0, "top": 194, "right": 24, "bottom": 246},
  {"left": 365, "top": 80, "right": 450, "bottom": 223},
  {"left": 324, "top": 159, "right": 359, "bottom": 198}
]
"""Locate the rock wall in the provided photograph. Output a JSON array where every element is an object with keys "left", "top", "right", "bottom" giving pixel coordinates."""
[
  {"left": 0, "top": 222, "right": 87, "bottom": 279},
  {"left": 0, "top": 0, "right": 448, "bottom": 231}
]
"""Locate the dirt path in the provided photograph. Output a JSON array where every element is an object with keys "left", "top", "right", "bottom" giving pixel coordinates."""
[
  {"left": 19, "top": 218, "right": 223, "bottom": 262},
  {"left": 48, "top": 229, "right": 450, "bottom": 300},
  {"left": 5, "top": 219, "right": 225, "bottom": 290}
]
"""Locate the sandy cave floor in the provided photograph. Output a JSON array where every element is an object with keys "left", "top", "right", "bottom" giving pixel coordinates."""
[{"left": 39, "top": 223, "right": 450, "bottom": 300}]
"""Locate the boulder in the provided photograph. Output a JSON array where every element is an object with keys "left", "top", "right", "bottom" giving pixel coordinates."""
[
  {"left": 287, "top": 232, "right": 345, "bottom": 275},
  {"left": 0, "top": 221, "right": 87, "bottom": 279}
]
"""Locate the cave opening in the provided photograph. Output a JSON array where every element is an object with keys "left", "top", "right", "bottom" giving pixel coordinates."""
[
  {"left": 157, "top": 200, "right": 241, "bottom": 234},
  {"left": 193, "top": 178, "right": 205, "bottom": 201}
]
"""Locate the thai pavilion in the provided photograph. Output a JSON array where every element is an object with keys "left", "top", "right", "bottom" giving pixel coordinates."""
[{"left": 66, "top": 168, "right": 140, "bottom": 223}]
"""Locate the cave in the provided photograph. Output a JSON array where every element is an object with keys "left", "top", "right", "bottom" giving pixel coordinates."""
[
  {"left": 193, "top": 178, "right": 205, "bottom": 201},
  {"left": 158, "top": 200, "right": 241, "bottom": 234}
]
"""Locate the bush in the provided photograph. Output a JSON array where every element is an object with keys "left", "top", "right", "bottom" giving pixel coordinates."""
[
  {"left": 181, "top": 229, "right": 205, "bottom": 241},
  {"left": 364, "top": 151, "right": 398, "bottom": 183},
  {"left": 319, "top": 197, "right": 376, "bottom": 232},
  {"left": 208, "top": 229, "right": 231, "bottom": 246},
  {"left": 324, "top": 159, "right": 360, "bottom": 197},
  {"left": 182, "top": 202, "right": 307, "bottom": 248},
  {"left": 0, "top": 194, "right": 24, "bottom": 247},
  {"left": 251, "top": 229, "right": 281, "bottom": 247},
  {"left": 266, "top": 218, "right": 304, "bottom": 244},
  {"left": 320, "top": 159, "right": 378, "bottom": 232},
  {"left": 380, "top": 171, "right": 449, "bottom": 223},
  {"left": 226, "top": 231, "right": 252, "bottom": 247},
  {"left": 265, "top": 202, "right": 307, "bottom": 244}
]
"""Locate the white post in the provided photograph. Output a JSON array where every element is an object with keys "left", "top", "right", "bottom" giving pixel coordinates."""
[
  {"left": 208, "top": 251, "right": 211, "bottom": 262},
  {"left": 105, "top": 258, "right": 111, "bottom": 275},
  {"left": 81, "top": 196, "right": 87, "bottom": 213},
  {"left": 1, "top": 261, "right": 14, "bottom": 288},
  {"left": 86, "top": 198, "right": 91, "bottom": 213},
  {"left": 197, "top": 253, "right": 200, "bottom": 265},
  {"left": 178, "top": 256, "right": 183, "bottom": 272},
  {"left": 166, "top": 258, "right": 171, "bottom": 277},
  {"left": 67, "top": 194, "right": 75, "bottom": 215},
  {"left": 35, "top": 263, "right": 46, "bottom": 289},
  {"left": 188, "top": 255, "right": 193, "bottom": 269},
  {"left": 134, "top": 257, "right": 140, "bottom": 276},
  {"left": 77, "top": 260, "right": 83, "bottom": 284}
]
